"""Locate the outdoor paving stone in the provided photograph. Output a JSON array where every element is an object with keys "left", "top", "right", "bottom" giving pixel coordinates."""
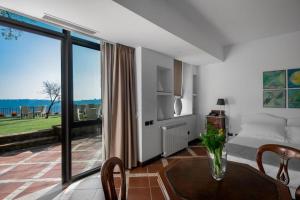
[
  {"left": 47, "top": 145, "right": 61, "bottom": 151},
  {"left": 25, "top": 151, "right": 61, "bottom": 163},
  {"left": 0, "top": 136, "right": 104, "bottom": 199},
  {"left": 71, "top": 151, "right": 97, "bottom": 161},
  {"left": 41, "top": 163, "right": 61, "bottom": 178},
  {"left": 76, "top": 143, "right": 101, "bottom": 151},
  {"left": 0, "top": 163, "right": 47, "bottom": 179},
  {"left": 0, "top": 165, "right": 12, "bottom": 173},
  {"left": 0, "top": 151, "right": 33, "bottom": 164}
]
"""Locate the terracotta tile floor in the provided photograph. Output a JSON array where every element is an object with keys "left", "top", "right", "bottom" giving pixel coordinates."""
[
  {"left": 0, "top": 136, "right": 102, "bottom": 200},
  {"left": 50, "top": 144, "right": 206, "bottom": 200}
]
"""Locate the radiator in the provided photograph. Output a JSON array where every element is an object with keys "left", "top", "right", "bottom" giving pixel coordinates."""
[{"left": 162, "top": 123, "right": 188, "bottom": 157}]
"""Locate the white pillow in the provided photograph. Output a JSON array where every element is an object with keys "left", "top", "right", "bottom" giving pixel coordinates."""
[
  {"left": 242, "top": 113, "right": 287, "bottom": 129},
  {"left": 239, "top": 123, "right": 286, "bottom": 142},
  {"left": 287, "top": 117, "right": 300, "bottom": 127},
  {"left": 287, "top": 126, "right": 300, "bottom": 144}
]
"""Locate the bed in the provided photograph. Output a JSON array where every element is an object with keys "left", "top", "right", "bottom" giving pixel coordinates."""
[{"left": 226, "top": 113, "right": 300, "bottom": 198}]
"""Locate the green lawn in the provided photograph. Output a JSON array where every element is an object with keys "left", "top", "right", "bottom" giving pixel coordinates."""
[{"left": 0, "top": 116, "right": 61, "bottom": 136}]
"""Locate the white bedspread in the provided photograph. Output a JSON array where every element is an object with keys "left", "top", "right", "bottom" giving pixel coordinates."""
[{"left": 227, "top": 136, "right": 300, "bottom": 198}]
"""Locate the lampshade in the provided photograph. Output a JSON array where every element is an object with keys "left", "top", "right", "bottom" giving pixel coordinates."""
[{"left": 216, "top": 98, "right": 225, "bottom": 106}]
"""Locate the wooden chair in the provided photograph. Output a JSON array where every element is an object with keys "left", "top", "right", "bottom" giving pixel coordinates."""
[
  {"left": 256, "top": 144, "right": 300, "bottom": 199},
  {"left": 101, "top": 157, "right": 126, "bottom": 200}
]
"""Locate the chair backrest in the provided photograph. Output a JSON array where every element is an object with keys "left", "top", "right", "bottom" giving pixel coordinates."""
[
  {"left": 87, "top": 104, "right": 96, "bottom": 109},
  {"left": 86, "top": 108, "right": 98, "bottom": 120},
  {"left": 256, "top": 144, "right": 300, "bottom": 185},
  {"left": 41, "top": 106, "right": 47, "bottom": 114},
  {"left": 36, "top": 106, "right": 43, "bottom": 112},
  {"left": 20, "top": 106, "right": 29, "bottom": 114},
  {"left": 101, "top": 157, "right": 126, "bottom": 200}
]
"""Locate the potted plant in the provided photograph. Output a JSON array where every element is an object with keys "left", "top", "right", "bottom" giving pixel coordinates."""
[
  {"left": 201, "top": 125, "right": 226, "bottom": 181},
  {"left": 11, "top": 112, "right": 17, "bottom": 117}
]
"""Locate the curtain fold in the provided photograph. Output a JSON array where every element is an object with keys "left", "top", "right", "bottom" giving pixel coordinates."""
[{"left": 102, "top": 42, "right": 138, "bottom": 169}]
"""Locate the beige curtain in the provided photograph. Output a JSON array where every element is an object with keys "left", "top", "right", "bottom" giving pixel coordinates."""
[{"left": 102, "top": 42, "right": 138, "bottom": 169}]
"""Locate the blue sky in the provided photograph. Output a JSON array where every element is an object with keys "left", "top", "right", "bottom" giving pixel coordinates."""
[{"left": 0, "top": 25, "right": 101, "bottom": 100}]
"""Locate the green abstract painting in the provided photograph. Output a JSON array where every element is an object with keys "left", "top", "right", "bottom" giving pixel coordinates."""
[
  {"left": 263, "top": 90, "right": 286, "bottom": 108},
  {"left": 263, "top": 70, "right": 286, "bottom": 89},
  {"left": 288, "top": 68, "right": 300, "bottom": 88},
  {"left": 288, "top": 89, "right": 300, "bottom": 108}
]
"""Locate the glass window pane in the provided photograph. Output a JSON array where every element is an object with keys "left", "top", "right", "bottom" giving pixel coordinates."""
[{"left": 72, "top": 45, "right": 101, "bottom": 122}]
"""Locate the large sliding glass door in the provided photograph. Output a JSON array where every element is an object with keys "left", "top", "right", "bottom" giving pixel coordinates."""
[{"left": 0, "top": 10, "right": 103, "bottom": 191}]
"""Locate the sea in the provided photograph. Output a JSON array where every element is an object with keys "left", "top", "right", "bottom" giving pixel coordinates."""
[{"left": 0, "top": 99, "right": 102, "bottom": 116}]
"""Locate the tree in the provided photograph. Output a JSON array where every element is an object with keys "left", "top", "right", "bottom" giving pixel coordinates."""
[
  {"left": 0, "top": 10, "right": 23, "bottom": 40},
  {"left": 42, "top": 81, "right": 61, "bottom": 119}
]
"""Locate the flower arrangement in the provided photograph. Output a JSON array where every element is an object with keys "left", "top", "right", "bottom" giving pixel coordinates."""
[{"left": 201, "top": 125, "right": 226, "bottom": 180}]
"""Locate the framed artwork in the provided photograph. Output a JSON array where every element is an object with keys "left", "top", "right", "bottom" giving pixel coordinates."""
[
  {"left": 263, "top": 70, "right": 286, "bottom": 89},
  {"left": 288, "top": 89, "right": 300, "bottom": 108},
  {"left": 288, "top": 68, "right": 300, "bottom": 88},
  {"left": 263, "top": 90, "right": 286, "bottom": 108}
]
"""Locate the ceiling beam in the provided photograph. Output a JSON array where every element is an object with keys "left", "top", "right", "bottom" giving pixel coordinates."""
[{"left": 113, "top": 0, "right": 224, "bottom": 61}]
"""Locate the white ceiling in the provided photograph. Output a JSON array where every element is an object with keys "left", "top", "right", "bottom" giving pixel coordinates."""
[
  {"left": 0, "top": 0, "right": 220, "bottom": 65},
  {"left": 1, "top": 0, "right": 300, "bottom": 64},
  {"left": 170, "top": 0, "right": 300, "bottom": 46}
]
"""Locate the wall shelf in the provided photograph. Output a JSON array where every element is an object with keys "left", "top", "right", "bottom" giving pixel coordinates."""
[
  {"left": 157, "top": 95, "right": 174, "bottom": 121},
  {"left": 157, "top": 66, "right": 172, "bottom": 93}
]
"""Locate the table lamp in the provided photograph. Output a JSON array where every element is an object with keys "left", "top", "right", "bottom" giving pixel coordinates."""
[{"left": 217, "top": 98, "right": 225, "bottom": 116}]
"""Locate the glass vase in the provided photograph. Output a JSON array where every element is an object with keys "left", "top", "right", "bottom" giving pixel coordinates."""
[{"left": 208, "top": 146, "right": 227, "bottom": 181}]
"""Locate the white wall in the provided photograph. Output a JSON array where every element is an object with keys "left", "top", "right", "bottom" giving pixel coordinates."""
[
  {"left": 199, "top": 31, "right": 300, "bottom": 134},
  {"left": 136, "top": 47, "right": 200, "bottom": 162}
]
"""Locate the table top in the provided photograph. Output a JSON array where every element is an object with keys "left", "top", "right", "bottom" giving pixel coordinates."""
[{"left": 159, "top": 157, "right": 291, "bottom": 200}]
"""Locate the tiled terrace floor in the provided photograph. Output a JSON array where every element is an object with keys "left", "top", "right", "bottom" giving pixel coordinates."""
[{"left": 0, "top": 136, "right": 102, "bottom": 200}]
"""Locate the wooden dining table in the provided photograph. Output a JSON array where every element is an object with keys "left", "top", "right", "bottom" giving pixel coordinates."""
[{"left": 159, "top": 157, "right": 292, "bottom": 200}]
